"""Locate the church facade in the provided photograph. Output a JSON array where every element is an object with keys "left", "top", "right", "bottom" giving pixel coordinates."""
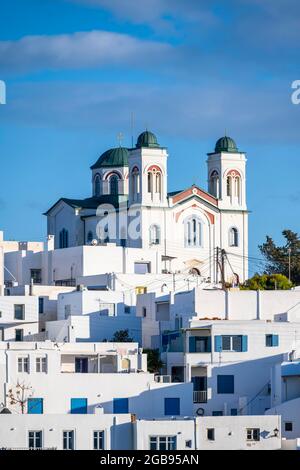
[{"left": 45, "top": 131, "right": 248, "bottom": 283}]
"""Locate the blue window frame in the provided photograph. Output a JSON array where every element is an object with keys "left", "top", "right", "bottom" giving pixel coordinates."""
[
  {"left": 164, "top": 398, "right": 180, "bottom": 416},
  {"left": 231, "top": 408, "right": 238, "bottom": 416},
  {"left": 113, "top": 398, "right": 129, "bottom": 414},
  {"left": 189, "top": 336, "right": 211, "bottom": 353},
  {"left": 28, "top": 398, "right": 43, "bottom": 414},
  {"left": 217, "top": 375, "right": 234, "bottom": 394},
  {"left": 266, "top": 334, "right": 279, "bottom": 347},
  {"left": 214, "top": 335, "right": 247, "bottom": 352},
  {"left": 212, "top": 411, "right": 223, "bottom": 416},
  {"left": 70, "top": 398, "right": 87, "bottom": 414}
]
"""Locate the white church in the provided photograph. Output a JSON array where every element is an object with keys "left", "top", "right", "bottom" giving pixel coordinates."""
[{"left": 45, "top": 131, "right": 248, "bottom": 284}]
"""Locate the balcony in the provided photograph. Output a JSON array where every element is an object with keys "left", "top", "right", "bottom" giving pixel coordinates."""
[{"left": 193, "top": 390, "right": 207, "bottom": 403}]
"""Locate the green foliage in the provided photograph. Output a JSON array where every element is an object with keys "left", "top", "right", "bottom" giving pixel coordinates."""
[
  {"left": 111, "top": 329, "right": 134, "bottom": 343},
  {"left": 241, "top": 273, "right": 293, "bottom": 291},
  {"left": 143, "top": 348, "right": 163, "bottom": 374},
  {"left": 259, "top": 230, "right": 300, "bottom": 284}
]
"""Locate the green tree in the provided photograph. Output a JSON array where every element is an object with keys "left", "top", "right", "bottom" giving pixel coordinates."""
[
  {"left": 143, "top": 349, "right": 163, "bottom": 374},
  {"left": 259, "top": 230, "right": 300, "bottom": 284},
  {"left": 111, "top": 329, "right": 134, "bottom": 342},
  {"left": 241, "top": 273, "right": 293, "bottom": 291}
]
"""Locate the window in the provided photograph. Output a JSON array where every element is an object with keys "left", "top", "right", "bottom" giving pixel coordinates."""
[
  {"left": 231, "top": 408, "right": 238, "bottom": 416},
  {"left": 71, "top": 398, "right": 88, "bottom": 414},
  {"left": 229, "top": 227, "right": 239, "bottom": 247},
  {"left": 142, "top": 307, "right": 147, "bottom": 318},
  {"left": 15, "top": 329, "right": 24, "bottom": 342},
  {"left": 134, "top": 262, "right": 150, "bottom": 274},
  {"left": 110, "top": 175, "right": 119, "bottom": 195},
  {"left": 147, "top": 166, "right": 162, "bottom": 197},
  {"left": 185, "top": 440, "right": 192, "bottom": 448},
  {"left": 164, "top": 397, "right": 180, "bottom": 416},
  {"left": 227, "top": 176, "right": 232, "bottom": 196},
  {"left": 246, "top": 428, "right": 260, "bottom": 441},
  {"left": 149, "top": 436, "right": 177, "bottom": 451},
  {"left": 94, "top": 174, "right": 101, "bottom": 197},
  {"left": 149, "top": 225, "right": 160, "bottom": 245},
  {"left": 215, "top": 335, "right": 247, "bottom": 352},
  {"left": 87, "top": 231, "right": 93, "bottom": 244},
  {"left": 113, "top": 398, "right": 129, "bottom": 414},
  {"left": 184, "top": 217, "right": 202, "bottom": 247},
  {"left": 265, "top": 334, "right": 279, "bottom": 347},
  {"left": 38, "top": 297, "right": 44, "bottom": 314},
  {"left": 285, "top": 422, "right": 293, "bottom": 432},
  {"left": 36, "top": 357, "right": 47, "bottom": 373},
  {"left": 30, "top": 269, "right": 42, "bottom": 284},
  {"left": 212, "top": 411, "right": 223, "bottom": 416},
  {"left": 189, "top": 336, "right": 211, "bottom": 353},
  {"left": 28, "top": 431, "right": 43, "bottom": 449},
  {"left": 217, "top": 375, "right": 234, "bottom": 394},
  {"left": 28, "top": 398, "right": 43, "bottom": 414},
  {"left": 131, "top": 167, "right": 140, "bottom": 200},
  {"left": 209, "top": 170, "right": 219, "bottom": 198},
  {"left": 14, "top": 304, "right": 24, "bottom": 320},
  {"left": 93, "top": 431, "right": 104, "bottom": 450},
  {"left": 63, "top": 430, "right": 75, "bottom": 450},
  {"left": 207, "top": 429, "right": 215, "bottom": 441},
  {"left": 59, "top": 229, "right": 69, "bottom": 249},
  {"left": 18, "top": 356, "right": 29, "bottom": 373}
]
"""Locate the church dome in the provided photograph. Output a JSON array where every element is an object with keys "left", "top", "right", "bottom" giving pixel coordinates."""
[
  {"left": 215, "top": 136, "right": 238, "bottom": 153},
  {"left": 136, "top": 130, "right": 159, "bottom": 148},
  {"left": 90, "top": 147, "right": 129, "bottom": 169}
]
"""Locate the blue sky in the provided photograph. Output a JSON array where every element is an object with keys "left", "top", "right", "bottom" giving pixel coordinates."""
[{"left": 0, "top": 0, "right": 299, "bottom": 274}]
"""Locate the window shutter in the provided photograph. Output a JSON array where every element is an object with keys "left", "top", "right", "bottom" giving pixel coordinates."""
[
  {"left": 242, "top": 335, "right": 248, "bottom": 352},
  {"left": 189, "top": 336, "right": 196, "bottom": 353},
  {"left": 207, "top": 336, "right": 212, "bottom": 352},
  {"left": 272, "top": 335, "right": 279, "bottom": 347},
  {"left": 214, "top": 335, "right": 222, "bottom": 352}
]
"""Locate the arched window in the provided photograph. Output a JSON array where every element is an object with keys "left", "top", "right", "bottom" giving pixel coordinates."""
[
  {"left": 94, "top": 174, "right": 101, "bottom": 197},
  {"left": 226, "top": 170, "right": 241, "bottom": 200},
  {"left": 59, "top": 229, "right": 69, "bottom": 249},
  {"left": 184, "top": 217, "right": 202, "bottom": 247},
  {"left": 149, "top": 224, "right": 160, "bottom": 245},
  {"left": 147, "top": 166, "right": 162, "bottom": 197},
  {"left": 227, "top": 176, "right": 232, "bottom": 197},
  {"left": 209, "top": 170, "right": 219, "bottom": 198},
  {"left": 229, "top": 227, "right": 239, "bottom": 247},
  {"left": 235, "top": 176, "right": 240, "bottom": 199},
  {"left": 87, "top": 231, "right": 93, "bottom": 244},
  {"left": 131, "top": 167, "right": 140, "bottom": 200},
  {"left": 110, "top": 175, "right": 119, "bottom": 195}
]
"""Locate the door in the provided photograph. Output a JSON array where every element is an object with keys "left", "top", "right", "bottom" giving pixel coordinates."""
[
  {"left": 70, "top": 398, "right": 87, "bottom": 414},
  {"left": 75, "top": 357, "right": 88, "bottom": 373},
  {"left": 192, "top": 376, "right": 207, "bottom": 391}
]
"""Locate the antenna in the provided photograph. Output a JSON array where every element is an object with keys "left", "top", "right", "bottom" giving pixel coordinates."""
[
  {"left": 117, "top": 132, "right": 124, "bottom": 147},
  {"left": 131, "top": 112, "right": 135, "bottom": 148}
]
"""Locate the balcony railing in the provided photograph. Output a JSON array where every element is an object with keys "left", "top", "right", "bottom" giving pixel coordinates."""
[{"left": 193, "top": 390, "right": 207, "bottom": 403}]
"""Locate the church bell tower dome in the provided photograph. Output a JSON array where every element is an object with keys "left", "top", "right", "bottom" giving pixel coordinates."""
[
  {"left": 215, "top": 136, "right": 238, "bottom": 153},
  {"left": 136, "top": 130, "right": 160, "bottom": 149}
]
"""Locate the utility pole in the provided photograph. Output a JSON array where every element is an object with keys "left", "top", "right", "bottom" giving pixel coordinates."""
[
  {"left": 288, "top": 247, "right": 292, "bottom": 282},
  {"left": 216, "top": 247, "right": 226, "bottom": 290}
]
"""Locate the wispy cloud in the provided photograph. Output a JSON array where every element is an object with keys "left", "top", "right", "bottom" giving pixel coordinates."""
[{"left": 0, "top": 30, "right": 172, "bottom": 74}]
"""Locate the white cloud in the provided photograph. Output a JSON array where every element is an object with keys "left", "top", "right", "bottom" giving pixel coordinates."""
[{"left": 0, "top": 30, "right": 172, "bottom": 73}]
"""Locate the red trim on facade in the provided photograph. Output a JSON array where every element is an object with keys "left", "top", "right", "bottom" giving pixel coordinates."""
[
  {"left": 227, "top": 169, "right": 241, "bottom": 178},
  {"left": 175, "top": 204, "right": 215, "bottom": 224},
  {"left": 171, "top": 186, "right": 218, "bottom": 206},
  {"left": 148, "top": 165, "right": 162, "bottom": 173}
]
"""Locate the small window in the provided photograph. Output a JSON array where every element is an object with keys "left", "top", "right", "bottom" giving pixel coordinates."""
[
  {"left": 149, "top": 436, "right": 177, "bottom": 451},
  {"left": 142, "top": 307, "right": 147, "bottom": 318},
  {"left": 110, "top": 175, "right": 119, "bottom": 195},
  {"left": 217, "top": 375, "right": 234, "bottom": 394},
  {"left": 14, "top": 304, "right": 24, "bottom": 320},
  {"left": 231, "top": 408, "right": 238, "bottom": 416},
  {"left": 18, "top": 356, "right": 29, "bottom": 373},
  {"left": 59, "top": 229, "right": 69, "bottom": 249},
  {"left": 94, "top": 175, "right": 101, "bottom": 197},
  {"left": 36, "top": 357, "right": 47, "bottom": 373},
  {"left": 285, "top": 422, "right": 293, "bottom": 432},
  {"left": 63, "top": 430, "right": 75, "bottom": 450},
  {"left": 246, "top": 428, "right": 260, "bottom": 441},
  {"left": 38, "top": 297, "right": 44, "bottom": 314},
  {"left": 212, "top": 411, "right": 223, "bottom": 416},
  {"left": 28, "top": 431, "right": 43, "bottom": 449},
  {"left": 207, "top": 429, "right": 215, "bottom": 441},
  {"left": 93, "top": 431, "right": 104, "bottom": 450},
  {"left": 164, "top": 397, "right": 180, "bottom": 416},
  {"left": 15, "top": 329, "right": 24, "bottom": 342},
  {"left": 149, "top": 225, "right": 160, "bottom": 245},
  {"left": 229, "top": 228, "right": 239, "bottom": 247},
  {"left": 134, "top": 262, "right": 150, "bottom": 274},
  {"left": 185, "top": 440, "right": 192, "bottom": 448},
  {"left": 266, "top": 334, "right": 279, "bottom": 347},
  {"left": 113, "top": 398, "right": 129, "bottom": 414},
  {"left": 30, "top": 269, "right": 42, "bottom": 284}
]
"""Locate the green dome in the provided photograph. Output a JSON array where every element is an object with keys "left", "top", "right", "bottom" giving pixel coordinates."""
[
  {"left": 91, "top": 147, "right": 129, "bottom": 169},
  {"left": 215, "top": 136, "right": 238, "bottom": 153},
  {"left": 136, "top": 130, "right": 159, "bottom": 148}
]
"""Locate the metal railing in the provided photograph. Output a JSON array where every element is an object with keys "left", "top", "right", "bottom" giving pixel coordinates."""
[{"left": 193, "top": 390, "right": 207, "bottom": 403}]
